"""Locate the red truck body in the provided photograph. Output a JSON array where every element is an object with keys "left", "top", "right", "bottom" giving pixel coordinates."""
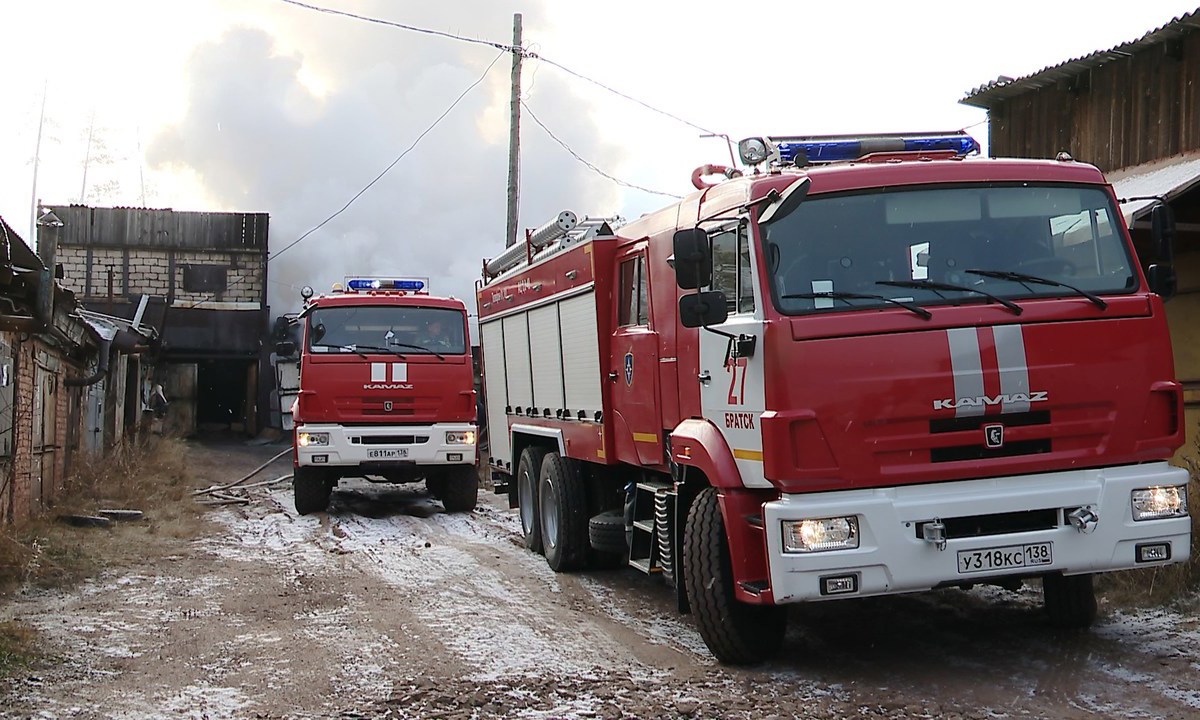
[
  {"left": 478, "top": 138, "right": 1190, "bottom": 664},
  {"left": 290, "top": 281, "right": 478, "bottom": 514}
]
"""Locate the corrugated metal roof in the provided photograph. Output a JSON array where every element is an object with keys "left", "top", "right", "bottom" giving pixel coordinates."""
[
  {"left": 1107, "top": 151, "right": 1200, "bottom": 223},
  {"left": 962, "top": 9, "right": 1200, "bottom": 108}
]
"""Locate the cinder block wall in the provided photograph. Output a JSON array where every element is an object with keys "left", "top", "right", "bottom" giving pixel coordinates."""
[{"left": 57, "top": 246, "right": 264, "bottom": 305}]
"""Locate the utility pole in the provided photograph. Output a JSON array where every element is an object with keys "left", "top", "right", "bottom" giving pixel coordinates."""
[
  {"left": 504, "top": 13, "right": 523, "bottom": 248},
  {"left": 30, "top": 80, "right": 48, "bottom": 246}
]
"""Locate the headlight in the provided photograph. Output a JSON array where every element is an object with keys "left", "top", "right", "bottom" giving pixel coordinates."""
[
  {"left": 782, "top": 516, "right": 859, "bottom": 553},
  {"left": 445, "top": 430, "right": 476, "bottom": 445},
  {"left": 1131, "top": 486, "right": 1188, "bottom": 521},
  {"left": 298, "top": 432, "right": 329, "bottom": 447}
]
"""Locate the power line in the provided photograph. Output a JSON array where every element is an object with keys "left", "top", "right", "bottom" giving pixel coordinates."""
[
  {"left": 529, "top": 55, "right": 718, "bottom": 137},
  {"left": 277, "top": 0, "right": 717, "bottom": 140},
  {"left": 521, "top": 101, "right": 682, "bottom": 200},
  {"left": 269, "top": 49, "right": 506, "bottom": 262},
  {"left": 278, "top": 0, "right": 514, "bottom": 52}
]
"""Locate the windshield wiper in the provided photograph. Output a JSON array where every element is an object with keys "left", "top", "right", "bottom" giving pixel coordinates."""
[
  {"left": 311, "top": 343, "right": 369, "bottom": 359},
  {"left": 388, "top": 341, "right": 445, "bottom": 361},
  {"left": 876, "top": 279, "right": 1023, "bottom": 315},
  {"left": 783, "top": 291, "right": 932, "bottom": 320},
  {"left": 965, "top": 269, "right": 1107, "bottom": 310},
  {"left": 352, "top": 343, "right": 421, "bottom": 360}
]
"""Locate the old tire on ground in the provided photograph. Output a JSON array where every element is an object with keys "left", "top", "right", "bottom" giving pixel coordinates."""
[
  {"left": 432, "top": 465, "right": 479, "bottom": 513},
  {"left": 517, "top": 446, "right": 549, "bottom": 553},
  {"left": 683, "top": 487, "right": 786, "bottom": 665},
  {"left": 294, "top": 466, "right": 333, "bottom": 515},
  {"left": 1043, "top": 572, "right": 1097, "bottom": 629},
  {"left": 539, "top": 452, "right": 590, "bottom": 572}
]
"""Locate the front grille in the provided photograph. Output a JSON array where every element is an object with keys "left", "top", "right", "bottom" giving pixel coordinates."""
[
  {"left": 915, "top": 508, "right": 1058, "bottom": 540},
  {"left": 351, "top": 435, "right": 430, "bottom": 445},
  {"left": 932, "top": 439, "right": 1051, "bottom": 463},
  {"left": 930, "top": 410, "right": 1050, "bottom": 434}
]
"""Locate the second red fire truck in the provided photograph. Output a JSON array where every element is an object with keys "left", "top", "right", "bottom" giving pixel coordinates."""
[
  {"left": 287, "top": 278, "right": 478, "bottom": 515},
  {"left": 478, "top": 132, "right": 1190, "bottom": 664}
]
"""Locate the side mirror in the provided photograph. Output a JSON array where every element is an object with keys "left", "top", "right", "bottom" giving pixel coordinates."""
[
  {"left": 758, "top": 176, "right": 812, "bottom": 225},
  {"left": 679, "top": 291, "right": 729, "bottom": 328},
  {"left": 1147, "top": 263, "right": 1177, "bottom": 300},
  {"left": 275, "top": 340, "right": 297, "bottom": 357},
  {"left": 1149, "top": 203, "right": 1177, "bottom": 300},
  {"left": 672, "top": 228, "right": 712, "bottom": 290}
]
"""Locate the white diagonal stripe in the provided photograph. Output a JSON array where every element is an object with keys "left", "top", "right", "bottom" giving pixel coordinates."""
[
  {"left": 947, "top": 328, "right": 984, "bottom": 418},
  {"left": 993, "top": 325, "right": 1030, "bottom": 414},
  {"left": 371, "top": 363, "right": 386, "bottom": 382},
  {"left": 392, "top": 363, "right": 407, "bottom": 382}
]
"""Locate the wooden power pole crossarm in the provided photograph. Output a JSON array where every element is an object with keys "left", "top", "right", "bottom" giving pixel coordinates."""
[{"left": 505, "top": 13, "right": 523, "bottom": 248}]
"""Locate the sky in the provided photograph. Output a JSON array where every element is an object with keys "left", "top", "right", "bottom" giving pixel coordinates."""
[{"left": 2, "top": 0, "right": 1198, "bottom": 317}]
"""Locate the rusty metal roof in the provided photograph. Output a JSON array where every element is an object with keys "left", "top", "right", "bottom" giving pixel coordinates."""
[{"left": 962, "top": 9, "right": 1200, "bottom": 108}]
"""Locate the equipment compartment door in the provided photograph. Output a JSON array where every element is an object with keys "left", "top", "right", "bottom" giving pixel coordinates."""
[{"left": 610, "top": 247, "right": 662, "bottom": 466}]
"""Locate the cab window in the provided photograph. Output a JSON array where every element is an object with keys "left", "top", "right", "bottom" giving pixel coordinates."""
[
  {"left": 618, "top": 255, "right": 649, "bottom": 327},
  {"left": 709, "top": 225, "right": 754, "bottom": 314}
]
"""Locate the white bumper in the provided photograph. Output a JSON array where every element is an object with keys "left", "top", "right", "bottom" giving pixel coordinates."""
[
  {"left": 763, "top": 462, "right": 1191, "bottom": 604},
  {"left": 295, "top": 422, "right": 476, "bottom": 467}
]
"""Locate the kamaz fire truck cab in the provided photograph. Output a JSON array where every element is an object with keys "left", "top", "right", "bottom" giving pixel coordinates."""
[
  {"left": 290, "top": 277, "right": 478, "bottom": 515},
  {"left": 479, "top": 131, "right": 1190, "bottom": 665}
]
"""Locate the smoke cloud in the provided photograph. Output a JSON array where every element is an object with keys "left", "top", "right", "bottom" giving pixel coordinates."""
[{"left": 147, "top": 2, "right": 624, "bottom": 323}]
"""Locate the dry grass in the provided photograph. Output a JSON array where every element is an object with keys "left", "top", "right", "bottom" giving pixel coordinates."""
[
  {"left": 0, "top": 619, "right": 40, "bottom": 679},
  {"left": 1100, "top": 440, "right": 1200, "bottom": 608},
  {"left": 0, "top": 435, "right": 202, "bottom": 596}
]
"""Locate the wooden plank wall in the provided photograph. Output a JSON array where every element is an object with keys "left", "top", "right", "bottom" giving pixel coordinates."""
[
  {"left": 988, "top": 31, "right": 1200, "bottom": 172},
  {"left": 52, "top": 206, "right": 269, "bottom": 251}
]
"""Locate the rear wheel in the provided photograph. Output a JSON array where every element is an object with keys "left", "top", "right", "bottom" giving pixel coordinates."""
[
  {"left": 683, "top": 487, "right": 786, "bottom": 665},
  {"left": 294, "top": 466, "right": 333, "bottom": 515},
  {"left": 539, "top": 452, "right": 589, "bottom": 572},
  {"left": 517, "top": 446, "right": 549, "bottom": 552},
  {"left": 432, "top": 465, "right": 479, "bottom": 513},
  {"left": 1043, "top": 573, "right": 1097, "bottom": 629}
]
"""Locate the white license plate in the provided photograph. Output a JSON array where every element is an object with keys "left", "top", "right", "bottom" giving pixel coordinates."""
[
  {"left": 367, "top": 449, "right": 408, "bottom": 459},
  {"left": 957, "top": 542, "right": 1053, "bottom": 574}
]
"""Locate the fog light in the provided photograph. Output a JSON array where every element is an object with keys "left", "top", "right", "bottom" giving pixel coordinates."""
[
  {"left": 782, "top": 516, "right": 859, "bottom": 553},
  {"left": 312, "top": 454, "right": 328, "bottom": 464},
  {"left": 1131, "top": 486, "right": 1188, "bottom": 521},
  {"left": 447, "top": 453, "right": 463, "bottom": 462},
  {"left": 1136, "top": 542, "right": 1171, "bottom": 563},
  {"left": 445, "top": 430, "right": 476, "bottom": 445},
  {"left": 820, "top": 574, "right": 859, "bottom": 596}
]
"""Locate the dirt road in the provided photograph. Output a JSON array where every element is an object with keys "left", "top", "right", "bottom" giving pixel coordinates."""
[{"left": 2, "top": 441, "right": 1199, "bottom": 719}]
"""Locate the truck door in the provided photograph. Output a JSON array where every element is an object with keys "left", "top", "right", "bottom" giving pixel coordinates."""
[
  {"left": 697, "top": 224, "right": 770, "bottom": 488},
  {"left": 610, "top": 246, "right": 663, "bottom": 466}
]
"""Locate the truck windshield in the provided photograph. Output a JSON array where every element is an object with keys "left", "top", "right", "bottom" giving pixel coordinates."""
[
  {"left": 307, "top": 306, "right": 467, "bottom": 355},
  {"left": 763, "top": 183, "right": 1136, "bottom": 316}
]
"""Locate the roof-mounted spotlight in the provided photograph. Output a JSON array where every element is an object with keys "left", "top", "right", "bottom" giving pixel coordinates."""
[
  {"left": 738, "top": 137, "right": 771, "bottom": 166},
  {"left": 300, "top": 285, "right": 314, "bottom": 300}
]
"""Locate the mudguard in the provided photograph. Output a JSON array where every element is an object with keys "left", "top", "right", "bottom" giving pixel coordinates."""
[{"left": 670, "top": 418, "right": 743, "bottom": 488}]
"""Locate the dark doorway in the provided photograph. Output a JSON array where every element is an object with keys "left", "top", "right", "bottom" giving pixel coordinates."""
[{"left": 197, "top": 359, "right": 251, "bottom": 432}]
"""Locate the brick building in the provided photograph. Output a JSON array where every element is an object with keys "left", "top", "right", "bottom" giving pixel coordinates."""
[
  {"left": 49, "top": 205, "right": 270, "bottom": 437},
  {"left": 0, "top": 214, "right": 156, "bottom": 527}
]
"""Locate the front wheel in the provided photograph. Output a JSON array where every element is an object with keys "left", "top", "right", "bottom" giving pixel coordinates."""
[
  {"left": 430, "top": 465, "right": 479, "bottom": 513},
  {"left": 294, "top": 466, "right": 334, "bottom": 515},
  {"left": 1043, "top": 573, "right": 1097, "bottom": 629},
  {"left": 683, "top": 487, "right": 786, "bottom": 665}
]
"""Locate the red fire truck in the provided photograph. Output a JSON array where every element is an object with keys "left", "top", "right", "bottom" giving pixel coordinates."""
[
  {"left": 478, "top": 131, "right": 1191, "bottom": 664},
  {"left": 288, "top": 277, "right": 478, "bottom": 515}
]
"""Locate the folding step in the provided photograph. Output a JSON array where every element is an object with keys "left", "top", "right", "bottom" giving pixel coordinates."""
[{"left": 628, "top": 478, "right": 674, "bottom": 577}]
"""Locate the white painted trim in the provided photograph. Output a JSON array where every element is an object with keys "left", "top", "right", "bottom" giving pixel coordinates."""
[{"left": 509, "top": 423, "right": 566, "bottom": 456}]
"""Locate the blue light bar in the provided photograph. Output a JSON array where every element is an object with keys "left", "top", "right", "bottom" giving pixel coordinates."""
[
  {"left": 774, "top": 132, "right": 980, "bottom": 164},
  {"left": 344, "top": 277, "right": 428, "bottom": 292}
]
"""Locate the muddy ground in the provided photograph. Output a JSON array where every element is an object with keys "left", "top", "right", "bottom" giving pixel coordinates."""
[{"left": 2, "top": 439, "right": 1199, "bottom": 719}]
